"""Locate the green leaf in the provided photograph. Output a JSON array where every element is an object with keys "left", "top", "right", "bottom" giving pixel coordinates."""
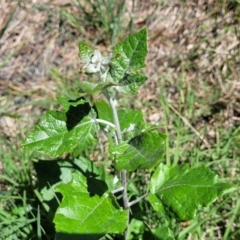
[
  {"left": 149, "top": 164, "right": 234, "bottom": 221},
  {"left": 94, "top": 101, "right": 145, "bottom": 139},
  {"left": 54, "top": 172, "right": 127, "bottom": 234},
  {"left": 149, "top": 164, "right": 190, "bottom": 194},
  {"left": 110, "top": 131, "right": 166, "bottom": 171},
  {"left": 152, "top": 226, "right": 175, "bottom": 240},
  {"left": 148, "top": 194, "right": 164, "bottom": 212},
  {"left": 110, "top": 28, "right": 147, "bottom": 82},
  {"left": 57, "top": 97, "right": 87, "bottom": 110},
  {"left": 37, "top": 156, "right": 120, "bottom": 207},
  {"left": 118, "top": 109, "right": 144, "bottom": 134},
  {"left": 78, "top": 81, "right": 117, "bottom": 94},
  {"left": 94, "top": 100, "right": 113, "bottom": 123},
  {"left": 78, "top": 42, "right": 94, "bottom": 64},
  {"left": 126, "top": 219, "right": 145, "bottom": 240},
  {"left": 70, "top": 156, "right": 121, "bottom": 192},
  {"left": 22, "top": 103, "right": 99, "bottom": 157},
  {"left": 117, "top": 72, "right": 147, "bottom": 94}
]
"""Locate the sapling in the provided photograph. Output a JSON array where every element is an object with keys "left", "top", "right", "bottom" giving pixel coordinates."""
[{"left": 22, "top": 28, "right": 233, "bottom": 239}]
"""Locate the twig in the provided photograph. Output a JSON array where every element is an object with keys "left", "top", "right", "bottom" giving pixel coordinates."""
[
  {"left": 111, "top": 186, "right": 124, "bottom": 194},
  {"left": 128, "top": 193, "right": 148, "bottom": 208}
]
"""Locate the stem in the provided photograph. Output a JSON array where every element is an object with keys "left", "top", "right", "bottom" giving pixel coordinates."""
[
  {"left": 103, "top": 90, "right": 122, "bottom": 142},
  {"left": 121, "top": 169, "right": 128, "bottom": 208},
  {"left": 103, "top": 89, "right": 129, "bottom": 239}
]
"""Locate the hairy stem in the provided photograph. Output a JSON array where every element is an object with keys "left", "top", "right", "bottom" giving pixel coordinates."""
[
  {"left": 105, "top": 92, "right": 122, "bottom": 142},
  {"left": 103, "top": 89, "right": 129, "bottom": 239},
  {"left": 121, "top": 170, "right": 128, "bottom": 207}
]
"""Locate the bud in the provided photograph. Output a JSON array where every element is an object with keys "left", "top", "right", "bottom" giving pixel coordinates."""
[{"left": 82, "top": 50, "right": 111, "bottom": 75}]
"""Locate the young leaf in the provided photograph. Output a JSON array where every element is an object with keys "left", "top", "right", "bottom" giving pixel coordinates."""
[
  {"left": 78, "top": 42, "right": 94, "bottom": 64},
  {"left": 148, "top": 194, "right": 164, "bottom": 212},
  {"left": 54, "top": 172, "right": 127, "bottom": 234},
  {"left": 149, "top": 164, "right": 234, "bottom": 221},
  {"left": 22, "top": 104, "right": 99, "bottom": 158},
  {"left": 110, "top": 28, "right": 147, "bottom": 82},
  {"left": 110, "top": 131, "right": 166, "bottom": 171},
  {"left": 126, "top": 219, "right": 145, "bottom": 239}
]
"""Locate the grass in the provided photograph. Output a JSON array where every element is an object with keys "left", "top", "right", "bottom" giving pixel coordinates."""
[
  {"left": 0, "top": 133, "right": 35, "bottom": 239},
  {"left": 151, "top": 60, "right": 240, "bottom": 239},
  {"left": 155, "top": 69, "right": 240, "bottom": 239},
  {"left": 0, "top": 0, "right": 240, "bottom": 239}
]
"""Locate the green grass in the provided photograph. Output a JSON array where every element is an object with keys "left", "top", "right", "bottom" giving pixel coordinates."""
[
  {"left": 0, "top": 0, "right": 239, "bottom": 239},
  {"left": 119, "top": 65, "right": 240, "bottom": 239},
  {"left": 0, "top": 93, "right": 60, "bottom": 239},
  {"left": 0, "top": 134, "right": 36, "bottom": 239},
  {"left": 154, "top": 70, "right": 240, "bottom": 239}
]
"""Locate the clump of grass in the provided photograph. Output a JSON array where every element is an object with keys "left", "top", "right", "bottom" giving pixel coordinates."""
[{"left": 58, "top": 0, "right": 127, "bottom": 45}]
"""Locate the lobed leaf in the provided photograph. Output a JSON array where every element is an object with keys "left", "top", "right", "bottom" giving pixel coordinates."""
[
  {"left": 118, "top": 109, "right": 144, "bottom": 134},
  {"left": 110, "top": 28, "right": 147, "bottom": 83},
  {"left": 117, "top": 72, "right": 147, "bottom": 94},
  {"left": 110, "top": 131, "right": 166, "bottom": 171},
  {"left": 149, "top": 164, "right": 234, "bottom": 221},
  {"left": 22, "top": 102, "right": 99, "bottom": 158},
  {"left": 54, "top": 172, "right": 127, "bottom": 234}
]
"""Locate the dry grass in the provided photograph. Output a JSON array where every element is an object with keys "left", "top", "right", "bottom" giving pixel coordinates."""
[
  {"left": 1, "top": 1, "right": 239, "bottom": 129},
  {"left": 0, "top": 0, "right": 239, "bottom": 238},
  {"left": 138, "top": 0, "right": 240, "bottom": 124}
]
